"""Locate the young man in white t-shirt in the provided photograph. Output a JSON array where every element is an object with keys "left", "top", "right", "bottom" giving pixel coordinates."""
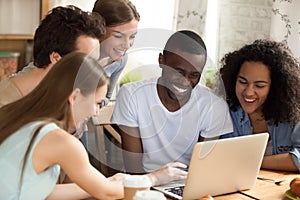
[{"left": 111, "top": 30, "right": 233, "bottom": 185}]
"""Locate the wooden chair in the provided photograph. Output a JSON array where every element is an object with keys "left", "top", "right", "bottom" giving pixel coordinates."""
[{"left": 87, "top": 102, "right": 124, "bottom": 177}]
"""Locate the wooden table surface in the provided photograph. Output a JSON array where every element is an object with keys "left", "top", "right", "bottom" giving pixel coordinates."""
[
  {"left": 239, "top": 169, "right": 298, "bottom": 200},
  {"left": 208, "top": 169, "right": 298, "bottom": 200}
]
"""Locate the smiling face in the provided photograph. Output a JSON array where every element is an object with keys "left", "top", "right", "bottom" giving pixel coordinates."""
[
  {"left": 158, "top": 50, "right": 205, "bottom": 106},
  {"left": 71, "top": 84, "right": 108, "bottom": 130},
  {"left": 235, "top": 61, "right": 271, "bottom": 115},
  {"left": 100, "top": 19, "right": 138, "bottom": 62}
]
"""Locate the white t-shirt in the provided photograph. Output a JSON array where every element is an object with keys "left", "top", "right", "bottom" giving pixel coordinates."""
[{"left": 111, "top": 78, "right": 233, "bottom": 171}]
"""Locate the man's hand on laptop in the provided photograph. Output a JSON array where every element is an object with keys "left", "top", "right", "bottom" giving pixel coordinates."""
[{"left": 147, "top": 162, "right": 188, "bottom": 186}]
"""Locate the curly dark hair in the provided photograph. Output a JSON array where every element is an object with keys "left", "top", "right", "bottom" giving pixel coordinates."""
[
  {"left": 33, "top": 5, "right": 105, "bottom": 68},
  {"left": 218, "top": 39, "right": 300, "bottom": 124}
]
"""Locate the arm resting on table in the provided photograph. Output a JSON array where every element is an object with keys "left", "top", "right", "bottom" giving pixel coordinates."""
[{"left": 261, "top": 153, "right": 298, "bottom": 172}]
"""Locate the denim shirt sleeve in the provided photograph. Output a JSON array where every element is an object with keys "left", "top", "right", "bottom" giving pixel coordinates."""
[
  {"left": 102, "top": 54, "right": 128, "bottom": 106},
  {"left": 220, "top": 107, "right": 253, "bottom": 139},
  {"left": 289, "top": 123, "right": 300, "bottom": 171}
]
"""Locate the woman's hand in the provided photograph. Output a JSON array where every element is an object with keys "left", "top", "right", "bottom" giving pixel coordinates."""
[{"left": 107, "top": 173, "right": 127, "bottom": 182}]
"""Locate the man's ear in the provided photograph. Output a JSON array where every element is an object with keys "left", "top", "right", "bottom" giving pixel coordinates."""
[
  {"left": 158, "top": 53, "right": 165, "bottom": 68},
  {"left": 68, "top": 88, "right": 81, "bottom": 106},
  {"left": 49, "top": 52, "right": 62, "bottom": 64}
]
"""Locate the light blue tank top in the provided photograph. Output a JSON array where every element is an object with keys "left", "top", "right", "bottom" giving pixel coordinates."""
[{"left": 0, "top": 121, "right": 61, "bottom": 200}]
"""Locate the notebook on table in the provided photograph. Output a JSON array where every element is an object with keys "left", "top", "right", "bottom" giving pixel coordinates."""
[{"left": 152, "top": 133, "right": 269, "bottom": 200}]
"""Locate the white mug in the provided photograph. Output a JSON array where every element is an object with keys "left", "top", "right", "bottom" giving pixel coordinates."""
[
  {"left": 133, "top": 190, "right": 166, "bottom": 200},
  {"left": 123, "top": 175, "right": 152, "bottom": 200}
]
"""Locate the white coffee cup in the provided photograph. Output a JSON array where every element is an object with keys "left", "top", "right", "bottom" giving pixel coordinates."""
[
  {"left": 123, "top": 175, "right": 152, "bottom": 200},
  {"left": 133, "top": 190, "right": 166, "bottom": 200}
]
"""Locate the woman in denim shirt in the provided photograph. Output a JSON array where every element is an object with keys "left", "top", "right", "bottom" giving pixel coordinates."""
[{"left": 218, "top": 39, "right": 300, "bottom": 172}]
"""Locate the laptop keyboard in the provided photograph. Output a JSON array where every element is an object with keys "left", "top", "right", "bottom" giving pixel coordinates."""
[{"left": 166, "top": 186, "right": 184, "bottom": 197}]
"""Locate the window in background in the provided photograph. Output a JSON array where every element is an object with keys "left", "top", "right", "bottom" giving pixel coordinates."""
[
  {"left": 204, "top": 0, "right": 219, "bottom": 66},
  {"left": 131, "top": 0, "right": 177, "bottom": 30},
  {"left": 127, "top": 0, "right": 178, "bottom": 68},
  {"left": 202, "top": 0, "right": 219, "bottom": 88},
  {"left": 0, "top": 0, "right": 40, "bottom": 35}
]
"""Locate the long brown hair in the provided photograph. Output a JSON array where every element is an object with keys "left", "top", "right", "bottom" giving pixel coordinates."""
[
  {"left": 92, "top": 0, "right": 140, "bottom": 27},
  {"left": 0, "top": 52, "right": 109, "bottom": 144}
]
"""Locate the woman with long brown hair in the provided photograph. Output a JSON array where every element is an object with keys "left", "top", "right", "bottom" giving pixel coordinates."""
[{"left": 0, "top": 52, "right": 124, "bottom": 199}]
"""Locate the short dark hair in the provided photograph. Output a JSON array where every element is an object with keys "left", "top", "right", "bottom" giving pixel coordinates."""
[
  {"left": 219, "top": 39, "right": 300, "bottom": 124},
  {"left": 163, "top": 30, "right": 207, "bottom": 61},
  {"left": 33, "top": 5, "right": 105, "bottom": 68}
]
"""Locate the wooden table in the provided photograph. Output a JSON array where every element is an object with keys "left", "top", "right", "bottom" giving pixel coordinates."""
[
  {"left": 239, "top": 169, "right": 298, "bottom": 199},
  {"left": 212, "top": 169, "right": 299, "bottom": 200}
]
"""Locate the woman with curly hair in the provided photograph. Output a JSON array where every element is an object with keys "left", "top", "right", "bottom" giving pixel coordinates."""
[{"left": 218, "top": 39, "right": 300, "bottom": 172}]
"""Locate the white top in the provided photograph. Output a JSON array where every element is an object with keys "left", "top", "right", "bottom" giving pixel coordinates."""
[{"left": 111, "top": 78, "right": 233, "bottom": 171}]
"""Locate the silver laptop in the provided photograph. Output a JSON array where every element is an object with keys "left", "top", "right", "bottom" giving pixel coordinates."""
[{"left": 153, "top": 133, "right": 269, "bottom": 200}]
